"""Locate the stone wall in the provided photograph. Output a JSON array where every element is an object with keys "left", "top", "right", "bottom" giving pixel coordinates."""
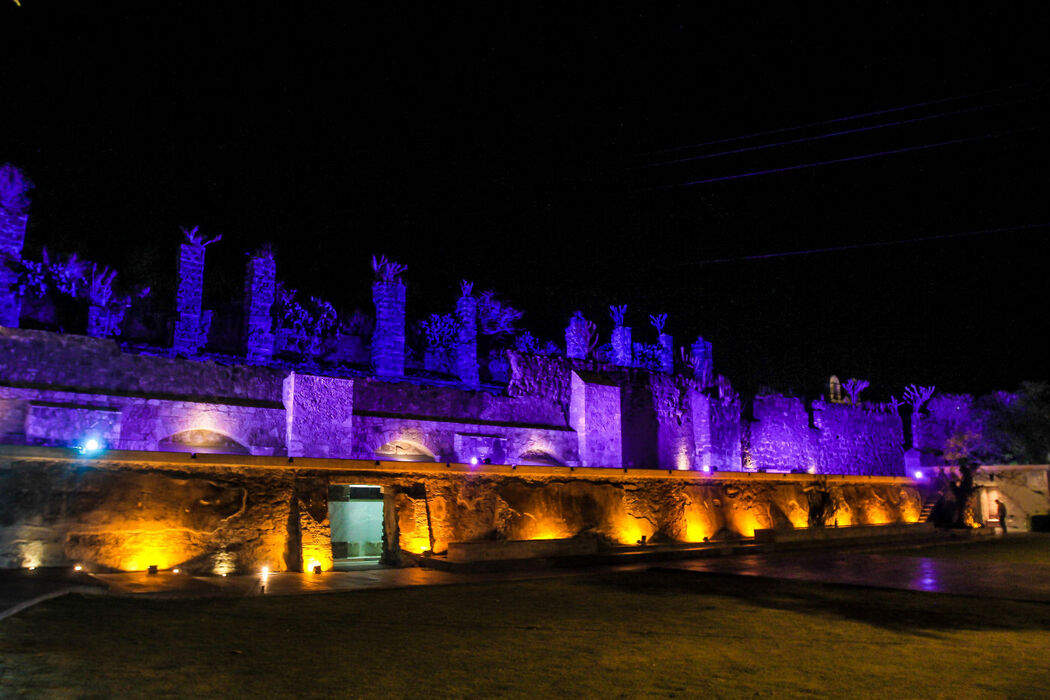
[
  {"left": 746, "top": 395, "right": 818, "bottom": 471},
  {"left": 0, "top": 386, "right": 285, "bottom": 454},
  {"left": 747, "top": 395, "right": 904, "bottom": 476},
  {"left": 0, "top": 448, "right": 922, "bottom": 571},
  {"left": 812, "top": 401, "right": 904, "bottom": 476},
  {"left": 0, "top": 328, "right": 284, "bottom": 404}
]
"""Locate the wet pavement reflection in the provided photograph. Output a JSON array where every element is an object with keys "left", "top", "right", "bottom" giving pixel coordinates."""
[{"left": 660, "top": 549, "right": 1050, "bottom": 602}]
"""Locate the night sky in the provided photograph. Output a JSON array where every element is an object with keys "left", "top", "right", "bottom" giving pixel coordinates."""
[{"left": 3, "top": 4, "right": 1048, "bottom": 397}]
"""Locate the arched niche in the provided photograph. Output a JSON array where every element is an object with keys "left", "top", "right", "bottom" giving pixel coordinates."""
[
  {"left": 375, "top": 439, "right": 436, "bottom": 462},
  {"left": 158, "top": 429, "right": 251, "bottom": 455},
  {"left": 517, "top": 450, "right": 564, "bottom": 467}
]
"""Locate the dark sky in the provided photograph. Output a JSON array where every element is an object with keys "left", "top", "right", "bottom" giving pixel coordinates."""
[{"left": 2, "top": 4, "right": 1048, "bottom": 397}]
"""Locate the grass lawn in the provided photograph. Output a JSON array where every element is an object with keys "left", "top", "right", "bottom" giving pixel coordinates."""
[
  {"left": 2, "top": 570, "right": 1049, "bottom": 699},
  {"left": 898, "top": 534, "right": 1050, "bottom": 565}
]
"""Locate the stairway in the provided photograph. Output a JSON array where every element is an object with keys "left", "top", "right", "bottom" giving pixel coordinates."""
[{"left": 919, "top": 495, "right": 940, "bottom": 522}]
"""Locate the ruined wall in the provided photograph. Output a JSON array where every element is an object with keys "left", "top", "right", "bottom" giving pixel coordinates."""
[
  {"left": 746, "top": 395, "right": 904, "bottom": 475},
  {"left": 812, "top": 401, "right": 905, "bottom": 476},
  {"left": 0, "top": 328, "right": 284, "bottom": 403},
  {"left": 746, "top": 395, "right": 818, "bottom": 471},
  {"left": 1, "top": 449, "right": 921, "bottom": 571}
]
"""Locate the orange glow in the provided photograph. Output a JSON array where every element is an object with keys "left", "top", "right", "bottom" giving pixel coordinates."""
[
  {"left": 611, "top": 515, "right": 655, "bottom": 545},
  {"left": 301, "top": 543, "right": 333, "bottom": 572},
  {"left": 518, "top": 517, "right": 574, "bottom": 541},
  {"left": 113, "top": 532, "right": 191, "bottom": 571}
]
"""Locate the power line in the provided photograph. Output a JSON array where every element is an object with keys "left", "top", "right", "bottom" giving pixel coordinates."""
[
  {"left": 642, "top": 82, "right": 1036, "bottom": 157},
  {"left": 643, "top": 98, "right": 1031, "bottom": 169},
  {"left": 672, "top": 222, "right": 1050, "bottom": 268},
  {"left": 650, "top": 127, "right": 1036, "bottom": 190}
]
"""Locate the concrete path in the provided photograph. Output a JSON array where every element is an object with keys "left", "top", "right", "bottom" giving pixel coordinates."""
[{"left": 658, "top": 547, "right": 1050, "bottom": 603}]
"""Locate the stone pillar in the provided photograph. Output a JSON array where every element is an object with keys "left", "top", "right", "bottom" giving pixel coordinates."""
[
  {"left": 173, "top": 242, "right": 209, "bottom": 354},
  {"left": 283, "top": 372, "right": 355, "bottom": 458},
  {"left": 454, "top": 290, "right": 479, "bottom": 388},
  {"left": 658, "top": 333, "right": 674, "bottom": 373},
  {"left": 86, "top": 304, "right": 107, "bottom": 337},
  {"left": 565, "top": 312, "right": 591, "bottom": 360},
  {"left": 244, "top": 251, "right": 276, "bottom": 362},
  {"left": 691, "top": 336, "right": 714, "bottom": 388},
  {"left": 569, "top": 370, "right": 623, "bottom": 468},
  {"left": 0, "top": 207, "right": 28, "bottom": 328},
  {"left": 372, "top": 280, "right": 406, "bottom": 377},
  {"left": 690, "top": 387, "right": 714, "bottom": 471},
  {"left": 611, "top": 326, "right": 632, "bottom": 366}
]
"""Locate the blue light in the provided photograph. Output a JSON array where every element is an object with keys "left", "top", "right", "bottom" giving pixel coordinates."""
[
  {"left": 79, "top": 438, "right": 103, "bottom": 455},
  {"left": 913, "top": 470, "right": 924, "bottom": 480}
]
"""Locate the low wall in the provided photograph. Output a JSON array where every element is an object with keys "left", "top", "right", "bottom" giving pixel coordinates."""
[{"left": 0, "top": 447, "right": 922, "bottom": 573}]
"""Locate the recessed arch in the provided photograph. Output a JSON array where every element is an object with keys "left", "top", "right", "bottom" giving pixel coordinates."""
[
  {"left": 517, "top": 450, "right": 564, "bottom": 467},
  {"left": 375, "top": 439, "right": 436, "bottom": 462},
  {"left": 159, "top": 429, "right": 250, "bottom": 455}
]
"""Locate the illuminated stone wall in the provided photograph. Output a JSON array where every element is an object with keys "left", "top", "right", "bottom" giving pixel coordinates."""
[
  {"left": 0, "top": 449, "right": 921, "bottom": 571},
  {"left": 747, "top": 395, "right": 905, "bottom": 476},
  {"left": 379, "top": 468, "right": 922, "bottom": 557}
]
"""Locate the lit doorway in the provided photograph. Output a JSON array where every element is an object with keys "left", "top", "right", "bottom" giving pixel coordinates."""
[{"left": 329, "top": 485, "right": 384, "bottom": 567}]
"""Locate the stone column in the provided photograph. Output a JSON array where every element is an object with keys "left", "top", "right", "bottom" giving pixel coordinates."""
[
  {"left": 611, "top": 326, "right": 632, "bottom": 366},
  {"left": 691, "top": 336, "right": 714, "bottom": 388},
  {"left": 371, "top": 279, "right": 406, "bottom": 377},
  {"left": 565, "top": 311, "right": 592, "bottom": 360},
  {"left": 0, "top": 207, "right": 28, "bottom": 328},
  {"left": 658, "top": 333, "right": 674, "bottom": 373},
  {"left": 244, "top": 251, "right": 276, "bottom": 362},
  {"left": 454, "top": 286, "right": 479, "bottom": 388},
  {"left": 173, "top": 242, "right": 208, "bottom": 354}
]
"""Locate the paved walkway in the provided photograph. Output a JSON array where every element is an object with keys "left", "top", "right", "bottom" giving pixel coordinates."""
[
  {"left": 658, "top": 547, "right": 1050, "bottom": 603},
  {"left": 4, "top": 537, "right": 1049, "bottom": 619}
]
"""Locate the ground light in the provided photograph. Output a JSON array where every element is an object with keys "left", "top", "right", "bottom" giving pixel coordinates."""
[
  {"left": 78, "top": 437, "right": 103, "bottom": 455},
  {"left": 914, "top": 471, "right": 925, "bottom": 480}
]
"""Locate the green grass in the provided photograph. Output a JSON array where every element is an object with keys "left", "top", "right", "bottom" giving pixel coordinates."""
[
  {"left": 2, "top": 570, "right": 1049, "bottom": 699},
  {"left": 897, "top": 534, "right": 1050, "bottom": 565}
]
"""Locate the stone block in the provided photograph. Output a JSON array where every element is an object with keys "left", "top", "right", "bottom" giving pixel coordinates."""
[
  {"left": 569, "top": 370, "right": 622, "bottom": 468},
  {"left": 283, "top": 372, "right": 354, "bottom": 458}
]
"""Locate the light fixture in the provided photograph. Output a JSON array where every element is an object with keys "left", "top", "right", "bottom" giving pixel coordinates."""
[
  {"left": 913, "top": 471, "right": 924, "bottom": 480},
  {"left": 73, "top": 564, "right": 83, "bottom": 572},
  {"left": 469, "top": 457, "right": 479, "bottom": 465},
  {"left": 260, "top": 565, "right": 270, "bottom": 576},
  {"left": 172, "top": 568, "right": 180, "bottom": 574}
]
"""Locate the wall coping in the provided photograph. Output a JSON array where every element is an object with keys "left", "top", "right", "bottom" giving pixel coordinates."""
[{"left": 0, "top": 445, "right": 916, "bottom": 484}]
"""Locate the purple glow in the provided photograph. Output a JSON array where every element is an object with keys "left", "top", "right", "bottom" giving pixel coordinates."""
[
  {"left": 913, "top": 470, "right": 924, "bottom": 480},
  {"left": 701, "top": 465, "right": 710, "bottom": 473},
  {"left": 469, "top": 457, "right": 478, "bottom": 466},
  {"left": 79, "top": 437, "right": 102, "bottom": 455}
]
